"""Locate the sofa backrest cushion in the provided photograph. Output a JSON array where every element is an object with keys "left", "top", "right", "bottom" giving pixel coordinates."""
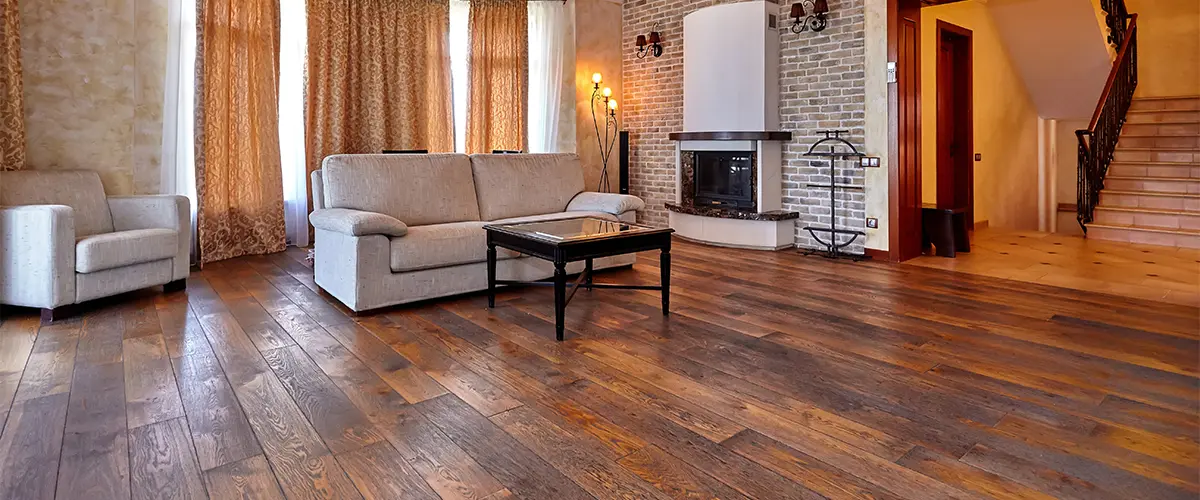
[
  {"left": 0, "top": 170, "right": 115, "bottom": 237},
  {"left": 322, "top": 154, "right": 481, "bottom": 226},
  {"left": 470, "top": 154, "right": 585, "bottom": 221}
]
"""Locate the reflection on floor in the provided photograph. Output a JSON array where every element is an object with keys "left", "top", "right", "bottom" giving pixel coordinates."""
[{"left": 907, "top": 228, "right": 1200, "bottom": 307}]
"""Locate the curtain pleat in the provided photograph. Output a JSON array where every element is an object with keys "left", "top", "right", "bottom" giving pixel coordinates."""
[
  {"left": 0, "top": 0, "right": 25, "bottom": 170},
  {"left": 466, "top": 0, "right": 528, "bottom": 154},
  {"left": 305, "top": 0, "right": 454, "bottom": 210},
  {"left": 195, "top": 0, "right": 287, "bottom": 264}
]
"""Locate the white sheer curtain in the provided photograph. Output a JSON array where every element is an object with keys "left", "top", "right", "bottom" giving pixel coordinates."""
[
  {"left": 450, "top": 0, "right": 566, "bottom": 154},
  {"left": 527, "top": 0, "right": 567, "bottom": 153},
  {"left": 450, "top": 0, "right": 470, "bottom": 153},
  {"left": 161, "top": 0, "right": 198, "bottom": 261},
  {"left": 279, "top": 0, "right": 308, "bottom": 247}
]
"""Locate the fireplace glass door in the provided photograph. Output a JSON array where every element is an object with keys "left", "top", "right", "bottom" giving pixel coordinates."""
[{"left": 694, "top": 151, "right": 754, "bottom": 209}]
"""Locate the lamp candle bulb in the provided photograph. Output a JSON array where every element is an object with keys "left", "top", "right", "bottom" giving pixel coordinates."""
[
  {"left": 602, "top": 87, "right": 612, "bottom": 98},
  {"left": 592, "top": 73, "right": 602, "bottom": 84}
]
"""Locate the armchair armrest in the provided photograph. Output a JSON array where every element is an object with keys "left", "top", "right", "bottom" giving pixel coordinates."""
[
  {"left": 566, "top": 192, "right": 646, "bottom": 215},
  {"left": 107, "top": 195, "right": 191, "bottom": 281},
  {"left": 309, "top": 208, "right": 408, "bottom": 237},
  {"left": 0, "top": 205, "right": 76, "bottom": 308}
]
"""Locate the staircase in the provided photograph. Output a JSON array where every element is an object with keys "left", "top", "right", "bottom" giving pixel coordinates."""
[{"left": 1086, "top": 96, "right": 1200, "bottom": 248}]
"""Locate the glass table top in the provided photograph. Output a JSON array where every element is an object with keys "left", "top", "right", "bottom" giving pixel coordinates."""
[{"left": 484, "top": 217, "right": 666, "bottom": 243}]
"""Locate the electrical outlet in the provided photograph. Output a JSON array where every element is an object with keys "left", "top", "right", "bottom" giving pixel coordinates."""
[
  {"left": 866, "top": 218, "right": 878, "bottom": 229},
  {"left": 974, "top": 153, "right": 982, "bottom": 161},
  {"left": 870, "top": 157, "right": 880, "bottom": 167},
  {"left": 861, "top": 156, "right": 881, "bottom": 167}
]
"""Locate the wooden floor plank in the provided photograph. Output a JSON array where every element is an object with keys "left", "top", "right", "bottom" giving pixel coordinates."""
[
  {"left": 0, "top": 393, "right": 70, "bottom": 500},
  {"left": 154, "top": 293, "right": 215, "bottom": 360},
  {"left": 124, "top": 334, "right": 185, "bottom": 429},
  {"left": 261, "top": 345, "right": 386, "bottom": 454},
  {"left": 0, "top": 316, "right": 40, "bottom": 413},
  {"left": 203, "top": 454, "right": 285, "bottom": 499},
  {"left": 335, "top": 441, "right": 440, "bottom": 500},
  {"left": 172, "top": 351, "right": 261, "bottom": 471},
  {"left": 617, "top": 444, "right": 752, "bottom": 500},
  {"left": 57, "top": 361, "right": 129, "bottom": 500},
  {"left": 232, "top": 370, "right": 360, "bottom": 499},
  {"left": 13, "top": 320, "right": 81, "bottom": 402},
  {"left": 324, "top": 321, "right": 448, "bottom": 404},
  {"left": 417, "top": 394, "right": 594, "bottom": 500},
  {"left": 128, "top": 417, "right": 208, "bottom": 500}
]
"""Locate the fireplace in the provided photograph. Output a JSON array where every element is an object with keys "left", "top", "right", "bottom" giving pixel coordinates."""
[{"left": 694, "top": 151, "right": 755, "bottom": 210}]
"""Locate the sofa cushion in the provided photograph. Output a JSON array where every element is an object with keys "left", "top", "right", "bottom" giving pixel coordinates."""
[
  {"left": 76, "top": 228, "right": 178, "bottom": 274},
  {"left": 0, "top": 170, "right": 115, "bottom": 237},
  {"left": 470, "top": 154, "right": 585, "bottom": 221},
  {"left": 323, "top": 154, "right": 481, "bottom": 226},
  {"left": 389, "top": 221, "right": 519, "bottom": 273}
]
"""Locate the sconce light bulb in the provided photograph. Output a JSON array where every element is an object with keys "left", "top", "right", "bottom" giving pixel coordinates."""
[
  {"left": 608, "top": 99, "right": 618, "bottom": 110},
  {"left": 602, "top": 87, "right": 612, "bottom": 97},
  {"left": 592, "top": 73, "right": 603, "bottom": 84}
]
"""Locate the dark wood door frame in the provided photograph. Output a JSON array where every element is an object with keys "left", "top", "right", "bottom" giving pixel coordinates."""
[
  {"left": 888, "top": 0, "right": 923, "bottom": 262},
  {"left": 935, "top": 20, "right": 974, "bottom": 225}
]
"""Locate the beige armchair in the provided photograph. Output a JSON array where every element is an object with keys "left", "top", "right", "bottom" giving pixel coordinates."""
[{"left": 0, "top": 170, "right": 191, "bottom": 322}]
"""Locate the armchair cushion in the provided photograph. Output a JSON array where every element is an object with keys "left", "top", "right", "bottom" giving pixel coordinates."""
[
  {"left": 0, "top": 170, "right": 114, "bottom": 236},
  {"left": 310, "top": 208, "right": 408, "bottom": 237},
  {"left": 566, "top": 192, "right": 646, "bottom": 215},
  {"left": 107, "top": 195, "right": 191, "bottom": 281},
  {"left": 76, "top": 228, "right": 178, "bottom": 274}
]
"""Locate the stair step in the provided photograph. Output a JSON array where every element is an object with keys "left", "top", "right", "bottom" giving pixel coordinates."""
[
  {"left": 1112, "top": 148, "right": 1198, "bottom": 164},
  {"left": 1093, "top": 206, "right": 1200, "bottom": 230},
  {"left": 1130, "top": 95, "right": 1200, "bottom": 112},
  {"left": 1118, "top": 136, "right": 1199, "bottom": 149},
  {"left": 1086, "top": 223, "right": 1200, "bottom": 249},
  {"left": 1124, "top": 110, "right": 1200, "bottom": 125},
  {"left": 1104, "top": 176, "right": 1200, "bottom": 194},
  {"left": 1099, "top": 190, "right": 1200, "bottom": 212},
  {"left": 1107, "top": 163, "right": 1200, "bottom": 179},
  {"left": 1122, "top": 122, "right": 1199, "bottom": 136}
]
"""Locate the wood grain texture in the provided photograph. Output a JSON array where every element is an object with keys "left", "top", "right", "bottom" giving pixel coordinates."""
[
  {"left": 0, "top": 239, "right": 1193, "bottom": 499},
  {"left": 203, "top": 454, "right": 285, "bottom": 499},
  {"left": 0, "top": 393, "right": 69, "bottom": 500},
  {"left": 173, "top": 351, "right": 262, "bottom": 471},
  {"left": 124, "top": 334, "right": 185, "bottom": 428},
  {"left": 335, "top": 441, "right": 440, "bottom": 500},
  {"left": 128, "top": 417, "right": 208, "bottom": 500}
]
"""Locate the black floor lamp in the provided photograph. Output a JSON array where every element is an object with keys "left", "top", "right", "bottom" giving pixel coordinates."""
[{"left": 590, "top": 72, "right": 618, "bottom": 193}]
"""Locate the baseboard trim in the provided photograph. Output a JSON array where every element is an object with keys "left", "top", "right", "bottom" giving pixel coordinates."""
[
  {"left": 864, "top": 248, "right": 890, "bottom": 261},
  {"left": 973, "top": 220, "right": 989, "bottom": 231}
]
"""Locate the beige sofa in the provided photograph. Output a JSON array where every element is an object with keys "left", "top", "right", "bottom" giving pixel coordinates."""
[
  {"left": 309, "top": 153, "right": 646, "bottom": 312},
  {"left": 0, "top": 170, "right": 191, "bottom": 321}
]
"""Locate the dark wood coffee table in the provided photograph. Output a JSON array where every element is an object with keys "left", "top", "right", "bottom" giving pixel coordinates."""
[{"left": 484, "top": 217, "right": 674, "bottom": 341}]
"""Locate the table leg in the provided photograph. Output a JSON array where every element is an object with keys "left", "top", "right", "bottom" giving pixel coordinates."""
[
  {"left": 487, "top": 243, "right": 497, "bottom": 308},
  {"left": 660, "top": 247, "right": 671, "bottom": 315},
  {"left": 585, "top": 258, "right": 594, "bottom": 291},
  {"left": 554, "top": 261, "right": 566, "bottom": 341}
]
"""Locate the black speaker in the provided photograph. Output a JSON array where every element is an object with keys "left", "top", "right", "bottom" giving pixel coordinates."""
[{"left": 618, "top": 131, "right": 630, "bottom": 194}]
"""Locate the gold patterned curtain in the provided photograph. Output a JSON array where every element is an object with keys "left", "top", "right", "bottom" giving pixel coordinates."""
[
  {"left": 306, "top": 0, "right": 454, "bottom": 204},
  {"left": 0, "top": 0, "right": 25, "bottom": 170},
  {"left": 466, "top": 0, "right": 528, "bottom": 154},
  {"left": 196, "top": 0, "right": 287, "bottom": 264}
]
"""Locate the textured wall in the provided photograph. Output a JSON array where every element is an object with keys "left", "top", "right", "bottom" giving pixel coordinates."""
[
  {"left": 20, "top": 0, "right": 168, "bottom": 196},
  {"left": 623, "top": 0, "right": 867, "bottom": 252},
  {"left": 1126, "top": 0, "right": 1200, "bottom": 99},
  {"left": 575, "top": 0, "right": 622, "bottom": 193}
]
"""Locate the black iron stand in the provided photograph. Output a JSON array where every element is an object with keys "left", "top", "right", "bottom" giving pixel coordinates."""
[{"left": 801, "top": 130, "right": 868, "bottom": 261}]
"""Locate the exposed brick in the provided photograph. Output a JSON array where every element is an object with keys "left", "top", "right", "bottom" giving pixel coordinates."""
[{"left": 623, "top": 0, "right": 867, "bottom": 253}]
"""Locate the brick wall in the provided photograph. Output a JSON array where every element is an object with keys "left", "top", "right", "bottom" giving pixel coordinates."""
[{"left": 622, "top": 0, "right": 867, "bottom": 253}]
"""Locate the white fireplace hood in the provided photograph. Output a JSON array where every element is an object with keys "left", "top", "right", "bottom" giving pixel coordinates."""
[{"left": 682, "top": 1, "right": 781, "bottom": 133}]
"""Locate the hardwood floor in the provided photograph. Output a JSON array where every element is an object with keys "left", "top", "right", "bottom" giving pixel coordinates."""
[
  {"left": 908, "top": 228, "right": 1200, "bottom": 307},
  {"left": 0, "top": 239, "right": 1196, "bottom": 499}
]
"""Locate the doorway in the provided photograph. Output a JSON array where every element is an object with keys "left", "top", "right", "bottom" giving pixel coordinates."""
[{"left": 935, "top": 21, "right": 974, "bottom": 224}]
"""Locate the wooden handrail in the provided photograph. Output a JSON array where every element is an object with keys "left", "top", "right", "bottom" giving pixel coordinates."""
[{"left": 1087, "top": 14, "right": 1138, "bottom": 131}]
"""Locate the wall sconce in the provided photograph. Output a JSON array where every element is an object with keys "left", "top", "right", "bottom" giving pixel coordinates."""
[
  {"left": 790, "top": 0, "right": 829, "bottom": 34},
  {"left": 635, "top": 23, "right": 663, "bottom": 59},
  {"left": 590, "top": 73, "right": 619, "bottom": 192}
]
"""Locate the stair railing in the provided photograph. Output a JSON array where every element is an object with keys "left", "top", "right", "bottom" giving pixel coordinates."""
[{"left": 1076, "top": 12, "right": 1137, "bottom": 233}]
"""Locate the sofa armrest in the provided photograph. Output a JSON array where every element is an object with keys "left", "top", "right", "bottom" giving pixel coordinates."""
[
  {"left": 108, "top": 195, "right": 191, "bottom": 281},
  {"left": 566, "top": 192, "right": 646, "bottom": 215},
  {"left": 309, "top": 208, "right": 408, "bottom": 237},
  {"left": 0, "top": 205, "right": 76, "bottom": 308}
]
